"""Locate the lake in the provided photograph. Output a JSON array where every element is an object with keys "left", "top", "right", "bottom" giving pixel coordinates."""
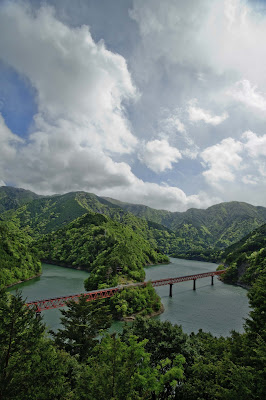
[{"left": 8, "top": 258, "right": 250, "bottom": 336}]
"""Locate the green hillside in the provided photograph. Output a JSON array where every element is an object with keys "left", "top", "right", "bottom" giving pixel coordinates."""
[
  {"left": 2, "top": 187, "right": 266, "bottom": 261},
  {"left": 219, "top": 223, "right": 266, "bottom": 287},
  {"left": 36, "top": 212, "right": 169, "bottom": 289},
  {"left": 0, "top": 221, "right": 41, "bottom": 287},
  {"left": 0, "top": 186, "right": 41, "bottom": 213},
  {"left": 105, "top": 199, "right": 266, "bottom": 259}
]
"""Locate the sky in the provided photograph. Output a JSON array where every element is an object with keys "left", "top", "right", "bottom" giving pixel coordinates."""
[{"left": 0, "top": 0, "right": 266, "bottom": 211}]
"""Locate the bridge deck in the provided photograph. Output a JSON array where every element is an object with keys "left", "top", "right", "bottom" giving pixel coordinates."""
[{"left": 25, "top": 269, "right": 226, "bottom": 312}]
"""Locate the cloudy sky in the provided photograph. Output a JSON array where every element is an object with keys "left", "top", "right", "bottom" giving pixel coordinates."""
[{"left": 0, "top": 0, "right": 266, "bottom": 211}]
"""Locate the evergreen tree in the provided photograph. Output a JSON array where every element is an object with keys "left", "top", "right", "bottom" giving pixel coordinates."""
[
  {"left": 52, "top": 295, "right": 112, "bottom": 362},
  {"left": 0, "top": 289, "right": 71, "bottom": 400}
]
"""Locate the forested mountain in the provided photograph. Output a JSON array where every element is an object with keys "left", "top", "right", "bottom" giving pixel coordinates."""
[
  {"left": 219, "top": 223, "right": 266, "bottom": 287},
  {"left": 1, "top": 186, "right": 266, "bottom": 260},
  {"left": 0, "top": 221, "right": 41, "bottom": 286},
  {"left": 36, "top": 212, "right": 168, "bottom": 288},
  {"left": 0, "top": 186, "right": 41, "bottom": 213}
]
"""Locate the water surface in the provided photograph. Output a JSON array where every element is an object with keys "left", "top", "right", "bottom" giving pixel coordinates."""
[{"left": 8, "top": 259, "right": 250, "bottom": 336}]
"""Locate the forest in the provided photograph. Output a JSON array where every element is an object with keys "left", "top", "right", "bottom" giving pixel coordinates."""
[
  {"left": 0, "top": 187, "right": 266, "bottom": 398},
  {"left": 0, "top": 272, "right": 265, "bottom": 399}
]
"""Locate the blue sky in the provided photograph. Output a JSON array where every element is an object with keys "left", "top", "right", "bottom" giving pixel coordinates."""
[{"left": 0, "top": 0, "right": 266, "bottom": 211}]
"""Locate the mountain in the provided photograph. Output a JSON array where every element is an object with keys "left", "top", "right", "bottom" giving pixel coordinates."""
[
  {"left": 0, "top": 221, "right": 41, "bottom": 287},
  {"left": 105, "top": 198, "right": 266, "bottom": 258},
  {"left": 219, "top": 223, "right": 266, "bottom": 287},
  {"left": 1, "top": 187, "right": 266, "bottom": 260},
  {"left": 0, "top": 186, "right": 41, "bottom": 213},
  {"left": 35, "top": 212, "right": 169, "bottom": 290}
]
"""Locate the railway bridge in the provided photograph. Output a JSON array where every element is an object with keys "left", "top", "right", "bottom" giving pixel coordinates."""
[{"left": 25, "top": 270, "right": 225, "bottom": 313}]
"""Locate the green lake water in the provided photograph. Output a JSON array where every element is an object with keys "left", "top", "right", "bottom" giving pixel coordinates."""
[{"left": 8, "top": 258, "right": 250, "bottom": 336}]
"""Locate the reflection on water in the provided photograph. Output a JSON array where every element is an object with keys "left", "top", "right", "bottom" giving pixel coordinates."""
[{"left": 8, "top": 259, "right": 250, "bottom": 336}]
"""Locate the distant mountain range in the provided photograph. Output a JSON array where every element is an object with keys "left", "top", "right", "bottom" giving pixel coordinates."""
[{"left": 1, "top": 186, "right": 266, "bottom": 261}]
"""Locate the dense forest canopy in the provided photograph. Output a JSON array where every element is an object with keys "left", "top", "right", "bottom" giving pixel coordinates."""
[{"left": 0, "top": 221, "right": 41, "bottom": 287}]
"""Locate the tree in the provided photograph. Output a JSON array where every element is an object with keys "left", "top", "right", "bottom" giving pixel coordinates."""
[
  {"left": 75, "top": 334, "right": 158, "bottom": 400},
  {"left": 52, "top": 295, "right": 112, "bottom": 362},
  {"left": 0, "top": 289, "right": 71, "bottom": 400}
]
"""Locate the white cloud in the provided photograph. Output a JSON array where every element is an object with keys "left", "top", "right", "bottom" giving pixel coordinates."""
[
  {"left": 228, "top": 80, "right": 266, "bottom": 112},
  {"left": 162, "top": 115, "right": 186, "bottom": 134},
  {"left": 0, "top": 3, "right": 137, "bottom": 155},
  {"left": 138, "top": 139, "right": 182, "bottom": 173},
  {"left": 0, "top": 3, "right": 139, "bottom": 195},
  {"left": 201, "top": 131, "right": 266, "bottom": 201},
  {"left": 242, "top": 130, "right": 266, "bottom": 157},
  {"left": 0, "top": 114, "right": 22, "bottom": 183},
  {"left": 99, "top": 179, "right": 221, "bottom": 212},
  {"left": 201, "top": 137, "right": 243, "bottom": 186},
  {"left": 188, "top": 99, "right": 228, "bottom": 126},
  {"left": 0, "top": 2, "right": 220, "bottom": 212},
  {"left": 131, "top": 0, "right": 266, "bottom": 87}
]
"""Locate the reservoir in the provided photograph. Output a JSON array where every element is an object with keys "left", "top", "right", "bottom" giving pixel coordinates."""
[{"left": 8, "top": 258, "right": 250, "bottom": 336}]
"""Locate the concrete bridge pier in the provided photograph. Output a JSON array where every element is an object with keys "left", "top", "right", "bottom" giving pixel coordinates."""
[
  {"left": 169, "top": 283, "right": 173, "bottom": 297},
  {"left": 193, "top": 279, "right": 196, "bottom": 290},
  {"left": 211, "top": 276, "right": 214, "bottom": 285},
  {"left": 36, "top": 311, "right": 41, "bottom": 319}
]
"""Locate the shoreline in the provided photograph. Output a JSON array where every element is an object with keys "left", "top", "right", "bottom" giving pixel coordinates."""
[
  {"left": 6, "top": 273, "right": 42, "bottom": 288},
  {"left": 121, "top": 303, "right": 165, "bottom": 322}
]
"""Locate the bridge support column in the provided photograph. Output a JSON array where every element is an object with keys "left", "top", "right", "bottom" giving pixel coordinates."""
[
  {"left": 169, "top": 283, "right": 173, "bottom": 297},
  {"left": 211, "top": 276, "right": 214, "bottom": 285},
  {"left": 193, "top": 279, "right": 196, "bottom": 291}
]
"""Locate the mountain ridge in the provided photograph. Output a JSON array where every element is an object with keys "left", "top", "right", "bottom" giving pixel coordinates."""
[{"left": 1, "top": 186, "right": 266, "bottom": 260}]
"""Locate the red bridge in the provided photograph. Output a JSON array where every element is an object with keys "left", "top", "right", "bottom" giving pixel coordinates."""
[{"left": 25, "top": 270, "right": 226, "bottom": 313}]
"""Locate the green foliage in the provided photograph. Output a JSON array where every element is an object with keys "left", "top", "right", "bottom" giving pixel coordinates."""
[
  {"left": 0, "top": 289, "right": 73, "bottom": 400},
  {"left": 35, "top": 212, "right": 168, "bottom": 290},
  {"left": 0, "top": 221, "right": 41, "bottom": 287},
  {"left": 2, "top": 187, "right": 266, "bottom": 262},
  {"left": 220, "top": 223, "right": 266, "bottom": 286},
  {"left": 0, "top": 186, "right": 40, "bottom": 213},
  {"left": 109, "top": 283, "right": 162, "bottom": 318},
  {"left": 52, "top": 295, "right": 112, "bottom": 362},
  {"left": 245, "top": 273, "right": 266, "bottom": 341},
  {"left": 75, "top": 334, "right": 158, "bottom": 400}
]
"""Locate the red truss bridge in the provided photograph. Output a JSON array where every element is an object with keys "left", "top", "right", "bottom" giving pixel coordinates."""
[{"left": 25, "top": 270, "right": 226, "bottom": 313}]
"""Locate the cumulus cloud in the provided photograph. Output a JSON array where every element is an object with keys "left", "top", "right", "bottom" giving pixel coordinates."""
[
  {"left": 0, "top": 2, "right": 137, "bottom": 155},
  {"left": 242, "top": 130, "right": 266, "bottom": 157},
  {"left": 0, "top": 2, "right": 219, "bottom": 212},
  {"left": 0, "top": 3, "right": 139, "bottom": 194},
  {"left": 201, "top": 137, "right": 243, "bottom": 186},
  {"left": 201, "top": 131, "right": 266, "bottom": 190},
  {"left": 188, "top": 99, "right": 228, "bottom": 126},
  {"left": 99, "top": 178, "right": 221, "bottom": 212},
  {"left": 138, "top": 139, "right": 182, "bottom": 173}
]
